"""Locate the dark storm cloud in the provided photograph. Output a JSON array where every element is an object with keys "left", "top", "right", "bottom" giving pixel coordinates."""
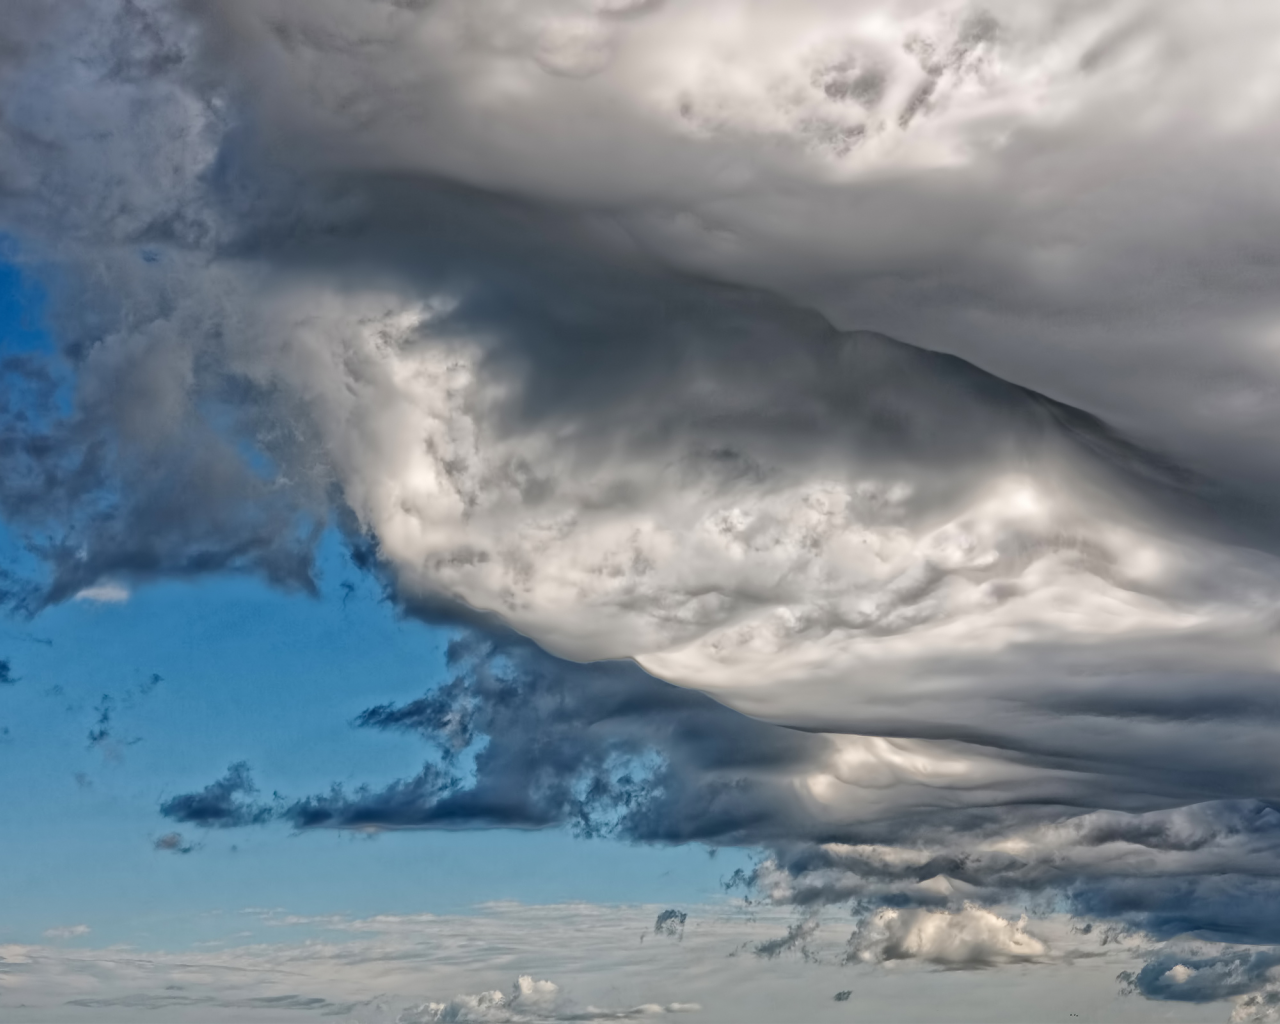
[
  {"left": 160, "top": 761, "right": 275, "bottom": 828},
  {"left": 281, "top": 631, "right": 830, "bottom": 843}
]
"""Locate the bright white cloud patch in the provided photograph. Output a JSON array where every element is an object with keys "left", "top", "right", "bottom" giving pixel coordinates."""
[
  {"left": 848, "top": 905, "right": 1047, "bottom": 967},
  {"left": 399, "top": 973, "right": 699, "bottom": 1023},
  {"left": 72, "top": 584, "right": 130, "bottom": 604}
]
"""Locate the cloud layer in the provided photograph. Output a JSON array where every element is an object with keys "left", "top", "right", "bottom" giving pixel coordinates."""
[{"left": 0, "top": 901, "right": 1226, "bottom": 1023}]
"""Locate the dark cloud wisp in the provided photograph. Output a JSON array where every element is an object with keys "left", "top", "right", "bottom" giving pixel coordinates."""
[{"left": 159, "top": 761, "right": 275, "bottom": 829}]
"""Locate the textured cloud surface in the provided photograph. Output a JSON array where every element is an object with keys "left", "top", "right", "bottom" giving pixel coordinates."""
[
  {"left": 0, "top": 901, "right": 1236, "bottom": 1023},
  {"left": 4, "top": 1, "right": 1280, "bottom": 1018}
]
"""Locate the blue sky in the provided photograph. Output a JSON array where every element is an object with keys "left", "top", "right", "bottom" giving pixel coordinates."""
[{"left": 0, "top": 522, "right": 751, "bottom": 950}]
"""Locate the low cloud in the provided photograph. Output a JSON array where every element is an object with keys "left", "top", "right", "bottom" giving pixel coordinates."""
[
  {"left": 398, "top": 975, "right": 699, "bottom": 1023},
  {"left": 654, "top": 911, "right": 687, "bottom": 941},
  {"left": 42, "top": 924, "right": 89, "bottom": 939},
  {"left": 752, "top": 917, "right": 821, "bottom": 963},
  {"left": 847, "top": 905, "right": 1047, "bottom": 969},
  {"left": 1120, "top": 949, "right": 1280, "bottom": 1023},
  {"left": 66, "top": 992, "right": 369, "bottom": 1014},
  {"left": 0, "top": 901, "right": 1208, "bottom": 1023}
]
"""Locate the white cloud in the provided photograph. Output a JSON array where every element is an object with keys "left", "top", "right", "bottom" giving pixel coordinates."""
[
  {"left": 41, "top": 925, "right": 90, "bottom": 939},
  {"left": 0, "top": 903, "right": 1195, "bottom": 1023},
  {"left": 848, "top": 905, "right": 1048, "bottom": 968},
  {"left": 398, "top": 973, "right": 699, "bottom": 1023},
  {"left": 72, "top": 584, "right": 130, "bottom": 604}
]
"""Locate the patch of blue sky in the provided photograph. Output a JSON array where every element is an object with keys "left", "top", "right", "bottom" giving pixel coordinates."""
[
  {"left": 0, "top": 240, "right": 52, "bottom": 356},
  {"left": 0, "top": 527, "right": 753, "bottom": 952}
]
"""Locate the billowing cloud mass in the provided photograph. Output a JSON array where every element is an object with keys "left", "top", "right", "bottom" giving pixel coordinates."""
[
  {"left": 4, "top": 0, "right": 1280, "bottom": 1017},
  {"left": 847, "top": 905, "right": 1046, "bottom": 967}
]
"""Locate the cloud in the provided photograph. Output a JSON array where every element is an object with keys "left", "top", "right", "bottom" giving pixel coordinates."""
[
  {"left": 159, "top": 761, "right": 275, "bottom": 828},
  {"left": 847, "top": 905, "right": 1047, "bottom": 969},
  {"left": 0, "top": 901, "right": 1195, "bottom": 1023},
  {"left": 152, "top": 831, "right": 195, "bottom": 854},
  {"left": 1119, "top": 949, "right": 1280, "bottom": 1023},
  {"left": 0, "top": 658, "right": 14, "bottom": 685},
  {"left": 72, "top": 582, "right": 130, "bottom": 603},
  {"left": 272, "top": 633, "right": 829, "bottom": 842},
  {"left": 398, "top": 974, "right": 700, "bottom": 1023},
  {"left": 161, "top": 632, "right": 1280, "bottom": 960},
  {"left": 4, "top": 0, "right": 1280, "bottom": 1009},
  {"left": 0, "top": 903, "right": 819, "bottom": 1024},
  {"left": 753, "top": 918, "right": 821, "bottom": 962},
  {"left": 653, "top": 911, "right": 686, "bottom": 941},
  {"left": 42, "top": 925, "right": 89, "bottom": 939},
  {"left": 65, "top": 992, "right": 370, "bottom": 1014},
  {"left": 85, "top": 694, "right": 112, "bottom": 748}
]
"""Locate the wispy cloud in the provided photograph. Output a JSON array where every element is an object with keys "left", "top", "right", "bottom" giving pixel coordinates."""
[{"left": 41, "top": 924, "right": 89, "bottom": 939}]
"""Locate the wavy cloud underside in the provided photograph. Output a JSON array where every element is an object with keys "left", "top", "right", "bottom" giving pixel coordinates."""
[{"left": 4, "top": 0, "right": 1280, "bottom": 1018}]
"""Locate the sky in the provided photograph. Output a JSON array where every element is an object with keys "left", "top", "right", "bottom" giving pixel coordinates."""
[{"left": 3, "top": 1, "right": 1280, "bottom": 1021}]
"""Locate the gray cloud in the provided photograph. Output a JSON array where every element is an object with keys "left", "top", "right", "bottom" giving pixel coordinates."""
[
  {"left": 1119, "top": 950, "right": 1280, "bottom": 1005},
  {"left": 753, "top": 918, "right": 821, "bottom": 963},
  {"left": 654, "top": 910, "right": 687, "bottom": 941},
  {"left": 280, "top": 632, "right": 828, "bottom": 842},
  {"left": 152, "top": 831, "right": 195, "bottom": 854},
  {"left": 4, "top": 4, "right": 1280, "bottom": 1017},
  {"left": 159, "top": 761, "right": 275, "bottom": 829},
  {"left": 66, "top": 992, "right": 366, "bottom": 1015}
]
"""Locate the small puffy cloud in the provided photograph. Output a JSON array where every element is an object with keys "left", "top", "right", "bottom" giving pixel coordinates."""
[
  {"left": 847, "top": 905, "right": 1047, "bottom": 968},
  {"left": 398, "top": 975, "right": 699, "bottom": 1023},
  {"left": 42, "top": 924, "right": 89, "bottom": 939}
]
